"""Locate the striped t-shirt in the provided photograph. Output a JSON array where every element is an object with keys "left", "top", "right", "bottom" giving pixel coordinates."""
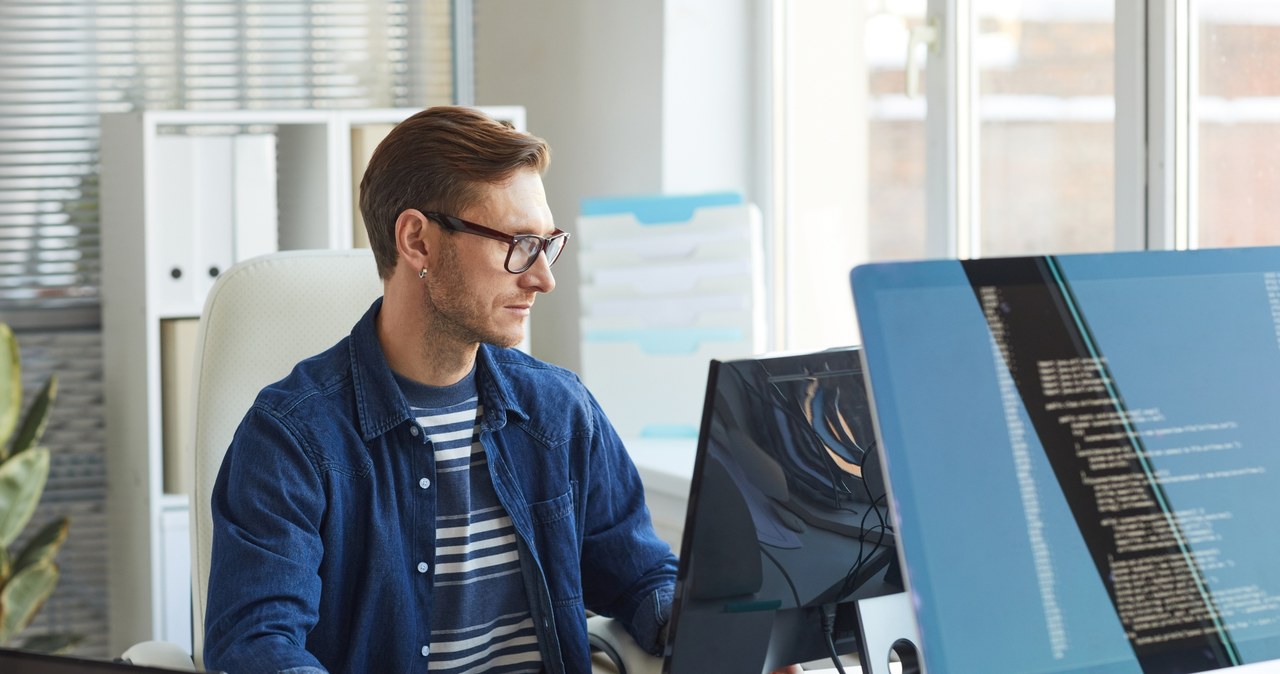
[{"left": 397, "top": 368, "right": 543, "bottom": 673}]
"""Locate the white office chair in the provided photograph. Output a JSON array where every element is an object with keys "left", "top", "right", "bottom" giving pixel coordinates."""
[
  {"left": 124, "top": 249, "right": 382, "bottom": 671},
  {"left": 185, "top": 249, "right": 385, "bottom": 668},
  {"left": 124, "top": 248, "right": 653, "bottom": 673}
]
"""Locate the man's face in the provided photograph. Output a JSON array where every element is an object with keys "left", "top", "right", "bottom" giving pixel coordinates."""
[{"left": 421, "top": 170, "right": 557, "bottom": 349}]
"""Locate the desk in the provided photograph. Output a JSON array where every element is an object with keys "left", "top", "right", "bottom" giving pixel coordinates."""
[{"left": 591, "top": 652, "right": 896, "bottom": 674}]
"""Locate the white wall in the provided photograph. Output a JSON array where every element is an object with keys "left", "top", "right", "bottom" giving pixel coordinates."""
[
  {"left": 661, "top": 1, "right": 756, "bottom": 194},
  {"left": 474, "top": 0, "right": 762, "bottom": 370},
  {"left": 781, "top": 1, "right": 868, "bottom": 352}
]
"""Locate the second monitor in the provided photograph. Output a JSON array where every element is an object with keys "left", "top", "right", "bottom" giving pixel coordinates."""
[{"left": 663, "top": 347, "right": 901, "bottom": 673}]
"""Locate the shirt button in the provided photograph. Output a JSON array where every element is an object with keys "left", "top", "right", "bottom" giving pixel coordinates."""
[
  {"left": 417, "top": 562, "right": 429, "bottom": 573},
  {"left": 421, "top": 645, "right": 430, "bottom": 657},
  {"left": 419, "top": 477, "right": 431, "bottom": 489},
  {"left": 410, "top": 426, "right": 420, "bottom": 437}
]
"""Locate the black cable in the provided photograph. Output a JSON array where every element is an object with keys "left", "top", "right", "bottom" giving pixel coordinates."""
[
  {"left": 840, "top": 491, "right": 891, "bottom": 599},
  {"left": 838, "top": 488, "right": 891, "bottom": 600},
  {"left": 820, "top": 602, "right": 849, "bottom": 674}
]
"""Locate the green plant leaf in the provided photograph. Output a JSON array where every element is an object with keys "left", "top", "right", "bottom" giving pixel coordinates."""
[
  {"left": 0, "top": 324, "right": 20, "bottom": 461},
  {"left": 18, "top": 632, "right": 83, "bottom": 654},
  {"left": 0, "top": 545, "right": 9, "bottom": 585},
  {"left": 13, "top": 516, "right": 69, "bottom": 573},
  {"left": 10, "top": 375, "right": 56, "bottom": 458},
  {"left": 0, "top": 447, "right": 50, "bottom": 548},
  {"left": 0, "top": 558, "right": 58, "bottom": 645}
]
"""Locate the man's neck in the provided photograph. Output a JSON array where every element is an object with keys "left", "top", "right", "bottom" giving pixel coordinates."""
[
  {"left": 410, "top": 338, "right": 478, "bottom": 387},
  {"left": 376, "top": 296, "right": 479, "bottom": 388}
]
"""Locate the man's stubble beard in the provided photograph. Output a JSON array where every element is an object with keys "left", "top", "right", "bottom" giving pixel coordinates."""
[{"left": 420, "top": 242, "right": 526, "bottom": 350}]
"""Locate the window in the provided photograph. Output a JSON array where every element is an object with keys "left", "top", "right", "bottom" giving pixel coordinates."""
[
  {"left": 774, "top": 0, "right": 1277, "bottom": 351},
  {"left": 975, "top": 0, "right": 1115, "bottom": 257},
  {"left": 1195, "top": 2, "right": 1280, "bottom": 248},
  {"left": 865, "top": 1, "right": 929, "bottom": 263}
]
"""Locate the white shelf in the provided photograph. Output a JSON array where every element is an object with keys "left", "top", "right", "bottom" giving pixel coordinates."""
[{"left": 99, "top": 106, "right": 525, "bottom": 655}]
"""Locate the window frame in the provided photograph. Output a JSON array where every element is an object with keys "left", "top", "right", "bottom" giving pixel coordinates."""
[{"left": 917, "top": 0, "right": 1196, "bottom": 255}]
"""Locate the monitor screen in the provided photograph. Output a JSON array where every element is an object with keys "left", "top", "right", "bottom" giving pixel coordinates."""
[
  {"left": 0, "top": 648, "right": 206, "bottom": 674},
  {"left": 663, "top": 347, "right": 901, "bottom": 673},
  {"left": 851, "top": 247, "right": 1280, "bottom": 673}
]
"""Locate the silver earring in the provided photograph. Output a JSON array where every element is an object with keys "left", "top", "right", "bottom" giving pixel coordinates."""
[{"left": 418, "top": 267, "right": 427, "bottom": 279}]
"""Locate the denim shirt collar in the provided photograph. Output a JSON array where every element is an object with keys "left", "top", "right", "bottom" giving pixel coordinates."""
[{"left": 348, "top": 297, "right": 529, "bottom": 442}]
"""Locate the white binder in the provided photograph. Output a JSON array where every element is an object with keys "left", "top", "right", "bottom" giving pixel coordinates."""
[{"left": 151, "top": 134, "right": 278, "bottom": 318}]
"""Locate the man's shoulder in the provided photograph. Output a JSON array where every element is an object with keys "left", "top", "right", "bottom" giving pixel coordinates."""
[
  {"left": 253, "top": 337, "right": 354, "bottom": 418},
  {"left": 230, "top": 337, "right": 371, "bottom": 475},
  {"left": 484, "top": 345, "right": 581, "bottom": 387},
  {"left": 482, "top": 345, "right": 598, "bottom": 422}
]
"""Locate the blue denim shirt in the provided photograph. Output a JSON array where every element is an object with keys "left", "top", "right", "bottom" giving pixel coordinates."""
[{"left": 204, "top": 299, "right": 677, "bottom": 674}]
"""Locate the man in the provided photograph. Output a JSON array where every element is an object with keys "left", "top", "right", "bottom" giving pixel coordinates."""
[{"left": 203, "top": 106, "right": 677, "bottom": 673}]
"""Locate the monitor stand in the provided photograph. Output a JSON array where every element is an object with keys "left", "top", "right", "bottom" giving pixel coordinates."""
[{"left": 855, "top": 592, "right": 922, "bottom": 674}]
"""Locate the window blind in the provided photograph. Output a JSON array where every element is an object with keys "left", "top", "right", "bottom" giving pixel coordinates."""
[{"left": 0, "top": 0, "right": 452, "bottom": 313}]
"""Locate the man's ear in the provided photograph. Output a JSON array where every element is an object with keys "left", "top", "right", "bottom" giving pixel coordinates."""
[{"left": 395, "top": 208, "right": 432, "bottom": 273}]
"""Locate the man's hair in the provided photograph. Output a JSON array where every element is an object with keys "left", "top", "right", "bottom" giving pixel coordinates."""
[{"left": 359, "top": 106, "right": 551, "bottom": 279}]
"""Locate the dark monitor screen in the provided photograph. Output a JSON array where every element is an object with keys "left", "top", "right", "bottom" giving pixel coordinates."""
[
  {"left": 0, "top": 648, "right": 205, "bottom": 674},
  {"left": 851, "top": 247, "right": 1280, "bottom": 673},
  {"left": 663, "top": 347, "right": 902, "bottom": 674}
]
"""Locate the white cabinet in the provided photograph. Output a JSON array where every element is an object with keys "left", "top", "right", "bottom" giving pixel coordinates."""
[{"left": 99, "top": 106, "right": 526, "bottom": 655}]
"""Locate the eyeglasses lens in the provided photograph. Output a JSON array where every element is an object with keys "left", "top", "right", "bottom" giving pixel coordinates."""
[
  {"left": 510, "top": 235, "right": 567, "bottom": 272},
  {"left": 512, "top": 237, "right": 541, "bottom": 271},
  {"left": 543, "top": 236, "right": 566, "bottom": 265}
]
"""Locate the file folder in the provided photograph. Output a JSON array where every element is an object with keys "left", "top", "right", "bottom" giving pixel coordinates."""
[{"left": 576, "top": 193, "right": 763, "bottom": 441}]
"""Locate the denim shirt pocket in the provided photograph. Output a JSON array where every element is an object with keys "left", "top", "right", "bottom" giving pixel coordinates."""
[{"left": 528, "top": 481, "right": 582, "bottom": 607}]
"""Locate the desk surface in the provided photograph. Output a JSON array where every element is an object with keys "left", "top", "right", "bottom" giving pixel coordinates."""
[
  {"left": 591, "top": 652, "right": 884, "bottom": 674},
  {"left": 626, "top": 438, "right": 697, "bottom": 495}
]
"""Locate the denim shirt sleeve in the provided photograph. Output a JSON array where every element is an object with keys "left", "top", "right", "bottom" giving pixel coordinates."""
[
  {"left": 631, "top": 584, "right": 675, "bottom": 655},
  {"left": 578, "top": 392, "right": 679, "bottom": 655},
  {"left": 203, "top": 406, "right": 330, "bottom": 674}
]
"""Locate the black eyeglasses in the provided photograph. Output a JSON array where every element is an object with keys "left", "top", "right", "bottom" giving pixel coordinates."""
[{"left": 425, "top": 212, "right": 570, "bottom": 274}]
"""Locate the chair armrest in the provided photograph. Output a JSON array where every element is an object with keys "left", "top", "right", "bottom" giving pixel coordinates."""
[{"left": 586, "top": 615, "right": 662, "bottom": 674}]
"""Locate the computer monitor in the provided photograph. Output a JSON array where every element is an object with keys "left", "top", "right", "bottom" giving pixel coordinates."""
[
  {"left": 663, "top": 347, "right": 902, "bottom": 673},
  {"left": 0, "top": 648, "right": 206, "bottom": 674},
  {"left": 851, "top": 247, "right": 1280, "bottom": 673}
]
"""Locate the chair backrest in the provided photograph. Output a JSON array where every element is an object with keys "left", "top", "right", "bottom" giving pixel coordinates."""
[{"left": 187, "top": 249, "right": 383, "bottom": 665}]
